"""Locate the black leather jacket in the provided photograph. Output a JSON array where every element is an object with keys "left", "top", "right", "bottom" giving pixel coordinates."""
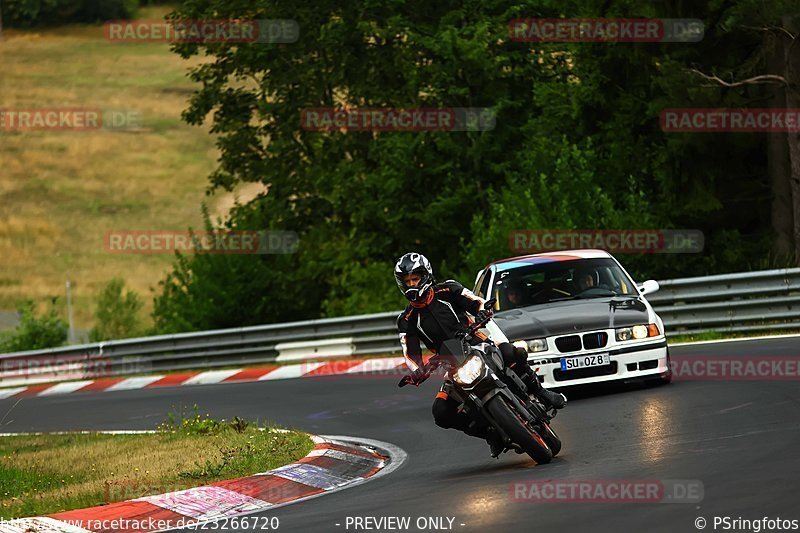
[{"left": 396, "top": 280, "right": 489, "bottom": 371}]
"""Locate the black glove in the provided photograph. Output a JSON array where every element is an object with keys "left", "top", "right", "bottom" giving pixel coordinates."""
[
  {"left": 475, "top": 308, "right": 493, "bottom": 323},
  {"left": 398, "top": 368, "right": 426, "bottom": 387}
]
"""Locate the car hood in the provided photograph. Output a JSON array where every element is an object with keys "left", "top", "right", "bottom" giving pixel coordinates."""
[{"left": 493, "top": 296, "right": 651, "bottom": 340}]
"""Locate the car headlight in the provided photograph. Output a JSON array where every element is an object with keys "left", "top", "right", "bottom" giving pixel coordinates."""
[
  {"left": 615, "top": 323, "right": 660, "bottom": 341},
  {"left": 453, "top": 355, "right": 485, "bottom": 385},
  {"left": 512, "top": 338, "right": 549, "bottom": 353}
]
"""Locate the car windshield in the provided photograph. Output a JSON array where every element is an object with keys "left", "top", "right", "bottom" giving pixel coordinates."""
[{"left": 491, "top": 258, "right": 638, "bottom": 311}]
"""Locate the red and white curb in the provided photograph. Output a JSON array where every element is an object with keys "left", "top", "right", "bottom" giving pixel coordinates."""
[
  {"left": 0, "top": 434, "right": 406, "bottom": 533},
  {"left": 0, "top": 357, "right": 418, "bottom": 400}
]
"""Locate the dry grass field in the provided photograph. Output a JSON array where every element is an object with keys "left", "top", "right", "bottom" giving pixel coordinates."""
[{"left": 0, "top": 7, "right": 260, "bottom": 332}]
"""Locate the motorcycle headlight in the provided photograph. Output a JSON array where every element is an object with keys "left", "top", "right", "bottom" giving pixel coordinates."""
[
  {"left": 453, "top": 355, "right": 485, "bottom": 385},
  {"left": 513, "top": 338, "right": 548, "bottom": 353},
  {"left": 615, "top": 323, "right": 660, "bottom": 341}
]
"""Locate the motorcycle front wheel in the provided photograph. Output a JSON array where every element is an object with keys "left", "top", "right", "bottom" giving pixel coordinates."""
[{"left": 539, "top": 420, "right": 561, "bottom": 457}]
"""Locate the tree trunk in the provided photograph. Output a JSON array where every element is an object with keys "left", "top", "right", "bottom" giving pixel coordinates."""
[
  {"left": 767, "top": 30, "right": 794, "bottom": 258},
  {"left": 782, "top": 16, "right": 800, "bottom": 265}
]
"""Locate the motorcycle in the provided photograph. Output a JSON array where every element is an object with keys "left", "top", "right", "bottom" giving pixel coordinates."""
[{"left": 399, "top": 300, "right": 561, "bottom": 464}]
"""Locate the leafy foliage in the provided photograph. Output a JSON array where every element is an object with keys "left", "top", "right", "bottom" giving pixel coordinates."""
[
  {"left": 149, "top": 0, "right": 798, "bottom": 331},
  {"left": 89, "top": 278, "right": 144, "bottom": 342},
  {"left": 2, "top": 299, "right": 67, "bottom": 352}
]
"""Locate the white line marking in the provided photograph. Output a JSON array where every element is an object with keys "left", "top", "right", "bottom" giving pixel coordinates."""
[
  {"left": 670, "top": 332, "right": 800, "bottom": 346},
  {"left": 306, "top": 448, "right": 382, "bottom": 464},
  {"left": 267, "top": 462, "right": 356, "bottom": 490},
  {"left": 105, "top": 375, "right": 164, "bottom": 391},
  {"left": 0, "top": 430, "right": 157, "bottom": 436},
  {"left": 38, "top": 380, "right": 96, "bottom": 396},
  {"left": 257, "top": 362, "right": 325, "bottom": 380},
  {"left": 0, "top": 387, "right": 27, "bottom": 400},
  {"left": 137, "top": 485, "right": 270, "bottom": 520},
  {"left": 182, "top": 369, "right": 242, "bottom": 386},
  {"left": 158, "top": 436, "right": 408, "bottom": 533},
  {"left": 718, "top": 402, "right": 754, "bottom": 414}
]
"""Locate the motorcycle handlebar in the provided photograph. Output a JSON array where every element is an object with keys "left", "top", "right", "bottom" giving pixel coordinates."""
[
  {"left": 461, "top": 298, "right": 497, "bottom": 338},
  {"left": 397, "top": 359, "right": 442, "bottom": 387}
]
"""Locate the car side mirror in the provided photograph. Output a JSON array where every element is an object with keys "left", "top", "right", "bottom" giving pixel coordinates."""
[{"left": 638, "top": 279, "right": 659, "bottom": 295}]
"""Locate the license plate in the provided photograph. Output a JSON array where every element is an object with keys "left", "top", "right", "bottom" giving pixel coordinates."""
[{"left": 560, "top": 353, "right": 611, "bottom": 371}]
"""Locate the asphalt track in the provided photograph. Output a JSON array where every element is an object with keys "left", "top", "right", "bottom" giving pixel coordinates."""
[{"left": 2, "top": 337, "right": 799, "bottom": 533}]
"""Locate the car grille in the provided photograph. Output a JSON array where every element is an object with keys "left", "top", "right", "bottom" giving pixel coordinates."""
[
  {"left": 553, "top": 362, "right": 618, "bottom": 381},
  {"left": 582, "top": 332, "right": 608, "bottom": 350},
  {"left": 555, "top": 335, "right": 582, "bottom": 352}
]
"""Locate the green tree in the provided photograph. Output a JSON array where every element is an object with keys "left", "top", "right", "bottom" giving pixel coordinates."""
[
  {"left": 153, "top": 0, "right": 570, "bottom": 331},
  {"left": 152, "top": 0, "right": 797, "bottom": 330},
  {"left": 89, "top": 278, "right": 144, "bottom": 341},
  {"left": 2, "top": 299, "right": 67, "bottom": 352}
]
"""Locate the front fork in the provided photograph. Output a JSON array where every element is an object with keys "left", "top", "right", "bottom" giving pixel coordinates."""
[
  {"left": 452, "top": 372, "right": 545, "bottom": 446},
  {"left": 501, "top": 365, "right": 555, "bottom": 422}
]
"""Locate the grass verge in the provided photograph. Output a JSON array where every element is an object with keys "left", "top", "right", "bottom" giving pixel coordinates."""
[{"left": 0, "top": 406, "right": 313, "bottom": 519}]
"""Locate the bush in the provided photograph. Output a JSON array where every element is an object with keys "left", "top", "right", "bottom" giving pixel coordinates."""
[
  {"left": 89, "top": 278, "right": 143, "bottom": 342},
  {"left": 2, "top": 298, "right": 67, "bottom": 352}
]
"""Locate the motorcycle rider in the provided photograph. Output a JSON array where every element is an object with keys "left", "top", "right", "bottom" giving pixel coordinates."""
[{"left": 394, "top": 252, "right": 566, "bottom": 457}]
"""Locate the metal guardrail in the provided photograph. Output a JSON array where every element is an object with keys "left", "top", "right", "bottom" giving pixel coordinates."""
[
  {"left": 646, "top": 267, "right": 800, "bottom": 335},
  {"left": 0, "top": 312, "right": 399, "bottom": 387},
  {"left": 1, "top": 267, "right": 799, "bottom": 386}
]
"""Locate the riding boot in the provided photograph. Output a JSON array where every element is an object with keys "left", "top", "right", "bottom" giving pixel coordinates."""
[
  {"left": 466, "top": 421, "right": 506, "bottom": 458},
  {"left": 520, "top": 367, "right": 566, "bottom": 410}
]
